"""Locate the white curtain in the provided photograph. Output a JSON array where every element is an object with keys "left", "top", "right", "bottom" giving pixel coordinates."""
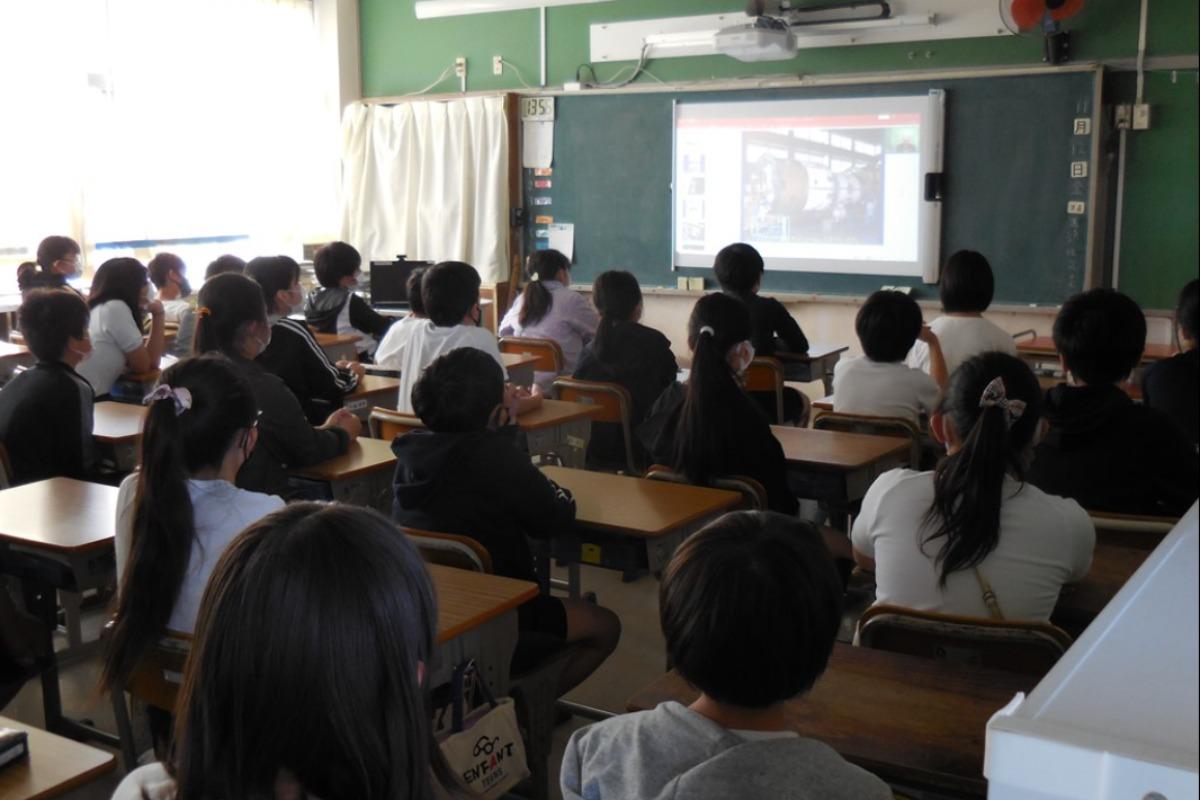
[{"left": 339, "top": 96, "right": 510, "bottom": 284}]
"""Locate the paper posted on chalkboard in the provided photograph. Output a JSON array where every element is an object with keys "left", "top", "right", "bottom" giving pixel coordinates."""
[
  {"left": 523, "top": 120, "right": 553, "bottom": 169},
  {"left": 547, "top": 223, "right": 574, "bottom": 259}
]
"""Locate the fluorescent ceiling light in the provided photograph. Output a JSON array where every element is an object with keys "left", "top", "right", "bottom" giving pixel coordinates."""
[{"left": 415, "top": 0, "right": 614, "bottom": 19}]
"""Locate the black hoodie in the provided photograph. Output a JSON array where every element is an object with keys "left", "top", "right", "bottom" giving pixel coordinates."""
[
  {"left": 304, "top": 287, "right": 394, "bottom": 342},
  {"left": 1028, "top": 383, "right": 1199, "bottom": 516},
  {"left": 391, "top": 427, "right": 575, "bottom": 582}
]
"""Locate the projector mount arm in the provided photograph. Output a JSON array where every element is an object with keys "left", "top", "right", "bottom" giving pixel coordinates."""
[{"left": 745, "top": 0, "right": 892, "bottom": 28}]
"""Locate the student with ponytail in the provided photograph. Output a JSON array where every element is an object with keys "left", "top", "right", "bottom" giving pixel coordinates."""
[
  {"left": 500, "top": 249, "right": 599, "bottom": 391},
  {"left": 852, "top": 352, "right": 1094, "bottom": 621},
  {"left": 104, "top": 356, "right": 284, "bottom": 691},
  {"left": 642, "top": 292, "right": 797, "bottom": 515},
  {"left": 194, "top": 273, "right": 359, "bottom": 496},
  {"left": 17, "top": 235, "right": 84, "bottom": 296},
  {"left": 574, "top": 270, "right": 677, "bottom": 469}
]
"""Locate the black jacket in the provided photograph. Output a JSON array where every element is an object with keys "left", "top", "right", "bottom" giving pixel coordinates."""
[
  {"left": 1029, "top": 383, "right": 1199, "bottom": 516},
  {"left": 1142, "top": 350, "right": 1198, "bottom": 447},
  {"left": 573, "top": 321, "right": 678, "bottom": 469},
  {"left": 256, "top": 317, "right": 359, "bottom": 424},
  {"left": 639, "top": 382, "right": 799, "bottom": 516},
  {"left": 0, "top": 361, "right": 95, "bottom": 484},
  {"left": 391, "top": 427, "right": 575, "bottom": 583},
  {"left": 728, "top": 292, "right": 809, "bottom": 356},
  {"left": 304, "top": 288, "right": 394, "bottom": 342},
  {"left": 230, "top": 356, "right": 350, "bottom": 497}
]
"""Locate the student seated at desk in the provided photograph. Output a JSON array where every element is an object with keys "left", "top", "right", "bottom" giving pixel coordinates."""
[
  {"left": 852, "top": 353, "right": 1094, "bottom": 621},
  {"left": 113, "top": 503, "right": 450, "bottom": 800},
  {"left": 77, "top": 258, "right": 166, "bottom": 398},
  {"left": 562, "top": 511, "right": 891, "bottom": 800},
  {"left": 500, "top": 249, "right": 599, "bottom": 392},
  {"left": 147, "top": 252, "right": 197, "bottom": 357},
  {"left": 104, "top": 356, "right": 284, "bottom": 694},
  {"left": 195, "top": 273, "right": 359, "bottom": 497},
  {"left": 246, "top": 255, "right": 361, "bottom": 424},
  {"left": 373, "top": 265, "right": 428, "bottom": 370},
  {"left": 1142, "top": 279, "right": 1198, "bottom": 447},
  {"left": 641, "top": 293, "right": 797, "bottom": 516},
  {"left": 304, "top": 240, "right": 394, "bottom": 358},
  {"left": 203, "top": 253, "right": 245, "bottom": 281},
  {"left": 391, "top": 348, "right": 619, "bottom": 696},
  {"left": 395, "top": 259, "right": 540, "bottom": 415},
  {"left": 714, "top": 242, "right": 809, "bottom": 423},
  {"left": 16, "top": 235, "right": 84, "bottom": 298},
  {"left": 1028, "top": 288, "right": 1199, "bottom": 516},
  {"left": 573, "top": 270, "right": 677, "bottom": 470},
  {"left": 0, "top": 290, "right": 96, "bottom": 484},
  {"left": 907, "top": 250, "right": 1017, "bottom": 375},
  {"left": 833, "top": 290, "right": 947, "bottom": 426}
]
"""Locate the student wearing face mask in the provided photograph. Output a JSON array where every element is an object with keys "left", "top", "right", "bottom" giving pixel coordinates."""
[
  {"left": 17, "top": 236, "right": 86, "bottom": 298},
  {"left": 0, "top": 290, "right": 97, "bottom": 484},
  {"left": 641, "top": 292, "right": 798, "bottom": 515},
  {"left": 147, "top": 252, "right": 197, "bottom": 357},
  {"left": 304, "top": 241, "right": 395, "bottom": 359},
  {"left": 194, "top": 273, "right": 359, "bottom": 497},
  {"left": 78, "top": 258, "right": 166, "bottom": 398},
  {"left": 245, "top": 256, "right": 362, "bottom": 424}
]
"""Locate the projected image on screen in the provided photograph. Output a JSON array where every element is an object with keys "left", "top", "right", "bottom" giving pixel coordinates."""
[{"left": 674, "top": 94, "right": 943, "bottom": 278}]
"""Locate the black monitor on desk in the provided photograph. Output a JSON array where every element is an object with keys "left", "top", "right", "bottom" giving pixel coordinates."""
[{"left": 369, "top": 256, "right": 431, "bottom": 309}]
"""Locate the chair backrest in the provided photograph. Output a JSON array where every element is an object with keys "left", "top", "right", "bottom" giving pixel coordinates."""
[
  {"left": 401, "top": 526, "right": 493, "bottom": 573},
  {"left": 499, "top": 336, "right": 564, "bottom": 374},
  {"left": 645, "top": 464, "right": 767, "bottom": 510},
  {"left": 813, "top": 410, "right": 922, "bottom": 467},
  {"left": 855, "top": 604, "right": 1072, "bottom": 678},
  {"left": 369, "top": 406, "right": 426, "bottom": 440},
  {"left": 126, "top": 634, "right": 192, "bottom": 713},
  {"left": 0, "top": 442, "right": 13, "bottom": 489},
  {"left": 552, "top": 377, "right": 638, "bottom": 474},
  {"left": 1089, "top": 511, "right": 1178, "bottom": 550},
  {"left": 744, "top": 356, "right": 785, "bottom": 424}
]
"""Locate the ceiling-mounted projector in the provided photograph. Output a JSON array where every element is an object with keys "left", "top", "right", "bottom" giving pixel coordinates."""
[{"left": 715, "top": 17, "right": 797, "bottom": 62}]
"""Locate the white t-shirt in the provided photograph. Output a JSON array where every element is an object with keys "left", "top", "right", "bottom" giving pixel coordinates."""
[
  {"left": 77, "top": 299, "right": 144, "bottom": 396},
  {"left": 396, "top": 320, "right": 507, "bottom": 413},
  {"left": 907, "top": 315, "right": 1018, "bottom": 376},
  {"left": 832, "top": 356, "right": 939, "bottom": 424},
  {"left": 374, "top": 313, "right": 421, "bottom": 370},
  {"left": 851, "top": 469, "right": 1094, "bottom": 621},
  {"left": 115, "top": 475, "right": 285, "bottom": 633}
]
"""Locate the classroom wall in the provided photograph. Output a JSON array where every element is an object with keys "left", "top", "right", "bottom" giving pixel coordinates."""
[{"left": 359, "top": 0, "right": 1198, "bottom": 312}]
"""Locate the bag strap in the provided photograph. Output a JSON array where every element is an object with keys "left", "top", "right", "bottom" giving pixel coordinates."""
[
  {"left": 450, "top": 660, "right": 500, "bottom": 733},
  {"left": 973, "top": 567, "right": 1005, "bottom": 620}
]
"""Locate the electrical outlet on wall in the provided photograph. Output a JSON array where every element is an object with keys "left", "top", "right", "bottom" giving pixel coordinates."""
[
  {"left": 492, "top": 55, "right": 503, "bottom": 76},
  {"left": 1132, "top": 103, "right": 1152, "bottom": 130},
  {"left": 454, "top": 57, "right": 466, "bottom": 78}
]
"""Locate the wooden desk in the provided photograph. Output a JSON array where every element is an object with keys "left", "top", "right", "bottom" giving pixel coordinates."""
[
  {"left": 93, "top": 401, "right": 146, "bottom": 471},
  {"left": 314, "top": 331, "right": 362, "bottom": 362},
  {"left": 540, "top": 466, "right": 741, "bottom": 597},
  {"left": 502, "top": 351, "right": 539, "bottom": 389},
  {"left": 0, "top": 716, "right": 117, "bottom": 800},
  {"left": 0, "top": 340, "right": 34, "bottom": 382},
  {"left": 518, "top": 399, "right": 601, "bottom": 468},
  {"left": 1052, "top": 543, "right": 1150, "bottom": 637},
  {"left": 777, "top": 342, "right": 850, "bottom": 395},
  {"left": 342, "top": 374, "right": 400, "bottom": 420},
  {"left": 772, "top": 426, "right": 910, "bottom": 504},
  {"left": 1018, "top": 336, "right": 1177, "bottom": 365},
  {"left": 0, "top": 479, "right": 119, "bottom": 748},
  {"left": 627, "top": 644, "right": 1034, "bottom": 798},
  {"left": 812, "top": 394, "right": 834, "bottom": 412},
  {"left": 288, "top": 437, "right": 396, "bottom": 511},
  {"left": 430, "top": 563, "right": 537, "bottom": 643}
]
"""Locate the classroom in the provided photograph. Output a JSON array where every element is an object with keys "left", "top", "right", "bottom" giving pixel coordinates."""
[{"left": 0, "top": 1, "right": 1197, "bottom": 798}]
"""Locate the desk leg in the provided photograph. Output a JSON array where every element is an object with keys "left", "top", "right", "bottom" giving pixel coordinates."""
[{"left": 816, "top": 353, "right": 840, "bottom": 396}]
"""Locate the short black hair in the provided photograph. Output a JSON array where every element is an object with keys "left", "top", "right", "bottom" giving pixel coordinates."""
[
  {"left": 205, "top": 255, "right": 245, "bottom": 281},
  {"left": 19, "top": 289, "right": 90, "bottom": 362},
  {"left": 147, "top": 253, "right": 185, "bottom": 290},
  {"left": 35, "top": 236, "right": 80, "bottom": 270},
  {"left": 407, "top": 267, "right": 427, "bottom": 316},
  {"left": 411, "top": 348, "right": 503, "bottom": 432},
  {"left": 421, "top": 261, "right": 480, "bottom": 327},
  {"left": 245, "top": 256, "right": 301, "bottom": 314},
  {"left": 939, "top": 250, "right": 995, "bottom": 313},
  {"left": 1054, "top": 288, "right": 1146, "bottom": 385},
  {"left": 660, "top": 511, "right": 842, "bottom": 708},
  {"left": 1177, "top": 279, "right": 1199, "bottom": 342},
  {"left": 856, "top": 290, "right": 923, "bottom": 362},
  {"left": 313, "top": 241, "right": 361, "bottom": 288},
  {"left": 713, "top": 243, "right": 764, "bottom": 295}
]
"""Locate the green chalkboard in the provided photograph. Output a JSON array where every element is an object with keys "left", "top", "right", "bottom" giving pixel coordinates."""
[{"left": 524, "top": 70, "right": 1098, "bottom": 305}]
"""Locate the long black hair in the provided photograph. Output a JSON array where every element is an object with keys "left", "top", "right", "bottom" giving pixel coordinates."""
[
  {"left": 102, "top": 355, "right": 259, "bottom": 687},
  {"left": 193, "top": 273, "right": 268, "bottom": 357},
  {"left": 672, "top": 292, "right": 754, "bottom": 487},
  {"left": 518, "top": 249, "right": 569, "bottom": 327},
  {"left": 590, "top": 270, "right": 642, "bottom": 362},
  {"left": 922, "top": 352, "right": 1043, "bottom": 585},
  {"left": 171, "top": 503, "right": 438, "bottom": 800},
  {"left": 245, "top": 255, "right": 301, "bottom": 316},
  {"left": 88, "top": 257, "right": 148, "bottom": 329}
]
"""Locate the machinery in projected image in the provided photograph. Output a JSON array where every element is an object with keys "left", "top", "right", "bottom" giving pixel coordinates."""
[{"left": 741, "top": 128, "right": 884, "bottom": 246}]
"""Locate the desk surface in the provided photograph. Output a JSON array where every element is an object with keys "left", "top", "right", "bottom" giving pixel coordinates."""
[
  {"left": 0, "top": 341, "right": 31, "bottom": 362},
  {"left": 1056, "top": 542, "right": 1150, "bottom": 620},
  {"left": 93, "top": 401, "right": 146, "bottom": 443},
  {"left": 1018, "top": 336, "right": 1177, "bottom": 363},
  {"left": 542, "top": 466, "right": 741, "bottom": 539},
  {"left": 0, "top": 716, "right": 117, "bottom": 800},
  {"left": 627, "top": 643, "right": 1033, "bottom": 796},
  {"left": 314, "top": 331, "right": 362, "bottom": 347},
  {"left": 517, "top": 399, "right": 601, "bottom": 431},
  {"left": 501, "top": 351, "right": 540, "bottom": 370},
  {"left": 0, "top": 479, "right": 117, "bottom": 554},
  {"left": 772, "top": 426, "right": 910, "bottom": 471},
  {"left": 345, "top": 373, "right": 400, "bottom": 400},
  {"left": 289, "top": 437, "right": 397, "bottom": 482},
  {"left": 430, "top": 563, "right": 538, "bottom": 643},
  {"left": 776, "top": 342, "right": 850, "bottom": 363}
]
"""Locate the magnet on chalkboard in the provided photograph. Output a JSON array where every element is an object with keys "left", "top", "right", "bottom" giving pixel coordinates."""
[
  {"left": 533, "top": 197, "right": 553, "bottom": 206},
  {"left": 534, "top": 228, "right": 550, "bottom": 238},
  {"left": 534, "top": 179, "right": 552, "bottom": 188},
  {"left": 535, "top": 240, "right": 550, "bottom": 249},
  {"left": 533, "top": 168, "right": 553, "bottom": 176},
  {"left": 923, "top": 172, "right": 944, "bottom": 202},
  {"left": 535, "top": 215, "right": 554, "bottom": 224}
]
